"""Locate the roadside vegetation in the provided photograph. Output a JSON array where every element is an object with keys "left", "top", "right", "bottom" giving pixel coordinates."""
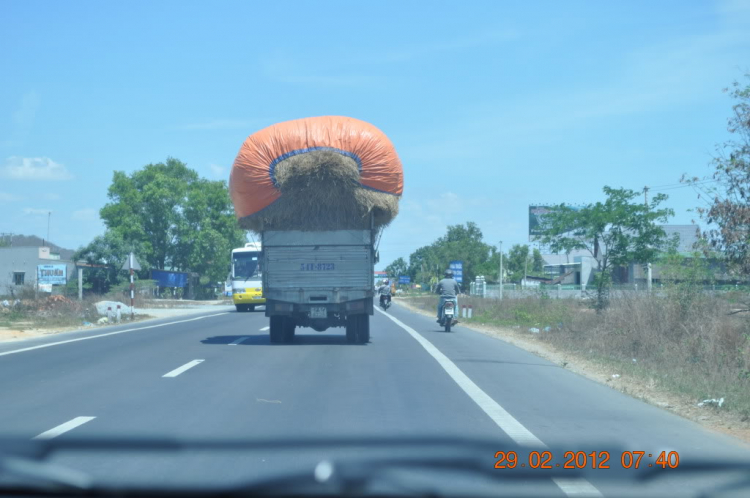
[{"left": 388, "top": 77, "right": 750, "bottom": 419}]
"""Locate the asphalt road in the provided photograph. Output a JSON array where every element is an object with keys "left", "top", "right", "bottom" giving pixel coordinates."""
[{"left": 0, "top": 303, "right": 747, "bottom": 497}]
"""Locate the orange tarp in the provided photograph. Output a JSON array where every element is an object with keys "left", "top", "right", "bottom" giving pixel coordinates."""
[{"left": 230, "top": 116, "right": 403, "bottom": 220}]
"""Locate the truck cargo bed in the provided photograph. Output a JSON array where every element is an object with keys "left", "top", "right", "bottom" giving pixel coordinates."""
[{"left": 262, "top": 230, "right": 375, "bottom": 306}]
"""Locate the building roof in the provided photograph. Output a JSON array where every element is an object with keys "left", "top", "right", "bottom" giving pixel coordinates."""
[
  {"left": 661, "top": 225, "right": 701, "bottom": 253},
  {"left": 1, "top": 234, "right": 75, "bottom": 261}
]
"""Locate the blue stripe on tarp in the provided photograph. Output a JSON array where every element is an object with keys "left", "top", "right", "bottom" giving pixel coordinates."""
[{"left": 268, "top": 147, "right": 363, "bottom": 189}]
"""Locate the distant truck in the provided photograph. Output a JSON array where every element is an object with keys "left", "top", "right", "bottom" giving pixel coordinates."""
[{"left": 261, "top": 228, "right": 377, "bottom": 344}]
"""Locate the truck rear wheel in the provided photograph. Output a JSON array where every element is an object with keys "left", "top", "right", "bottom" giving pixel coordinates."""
[
  {"left": 269, "top": 316, "right": 285, "bottom": 343},
  {"left": 282, "top": 317, "right": 295, "bottom": 344},
  {"left": 346, "top": 314, "right": 370, "bottom": 344}
]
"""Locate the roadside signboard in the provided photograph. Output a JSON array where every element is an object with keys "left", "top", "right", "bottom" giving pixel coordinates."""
[
  {"left": 37, "top": 264, "right": 66, "bottom": 285},
  {"left": 151, "top": 269, "right": 188, "bottom": 288},
  {"left": 398, "top": 275, "right": 411, "bottom": 284},
  {"left": 449, "top": 260, "right": 463, "bottom": 283}
]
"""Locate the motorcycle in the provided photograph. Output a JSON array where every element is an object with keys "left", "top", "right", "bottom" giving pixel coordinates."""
[
  {"left": 379, "top": 294, "right": 392, "bottom": 311},
  {"left": 439, "top": 295, "right": 458, "bottom": 332}
]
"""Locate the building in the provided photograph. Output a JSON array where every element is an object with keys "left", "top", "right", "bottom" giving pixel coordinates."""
[
  {"left": 540, "top": 225, "right": 704, "bottom": 286},
  {"left": 0, "top": 245, "right": 76, "bottom": 294}
]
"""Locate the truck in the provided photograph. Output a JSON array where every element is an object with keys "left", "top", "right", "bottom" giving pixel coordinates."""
[{"left": 261, "top": 228, "right": 378, "bottom": 344}]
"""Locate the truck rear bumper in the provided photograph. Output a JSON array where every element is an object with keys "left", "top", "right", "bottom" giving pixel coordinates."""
[{"left": 265, "top": 298, "right": 373, "bottom": 331}]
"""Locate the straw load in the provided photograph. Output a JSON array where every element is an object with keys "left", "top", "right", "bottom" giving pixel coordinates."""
[{"left": 229, "top": 116, "right": 403, "bottom": 232}]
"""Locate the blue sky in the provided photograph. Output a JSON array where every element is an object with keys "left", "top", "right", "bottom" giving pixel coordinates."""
[{"left": 1, "top": 0, "right": 748, "bottom": 269}]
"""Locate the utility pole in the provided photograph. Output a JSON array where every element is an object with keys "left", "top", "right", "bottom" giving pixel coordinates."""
[
  {"left": 501, "top": 243, "right": 505, "bottom": 299},
  {"left": 130, "top": 253, "right": 135, "bottom": 320},
  {"left": 524, "top": 253, "right": 528, "bottom": 286},
  {"left": 644, "top": 186, "right": 652, "bottom": 293}
]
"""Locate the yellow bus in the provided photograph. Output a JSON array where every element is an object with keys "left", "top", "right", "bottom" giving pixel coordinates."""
[{"left": 231, "top": 242, "right": 265, "bottom": 312}]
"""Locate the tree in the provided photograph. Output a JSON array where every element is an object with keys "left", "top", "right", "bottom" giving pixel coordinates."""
[
  {"left": 95, "top": 158, "right": 245, "bottom": 293},
  {"left": 385, "top": 257, "right": 408, "bottom": 282},
  {"left": 100, "top": 158, "right": 199, "bottom": 271},
  {"left": 73, "top": 231, "right": 129, "bottom": 294},
  {"left": 685, "top": 75, "right": 750, "bottom": 277},
  {"left": 502, "top": 245, "right": 546, "bottom": 283},
  {"left": 405, "top": 222, "right": 498, "bottom": 286},
  {"left": 505, "top": 244, "right": 530, "bottom": 283},
  {"left": 172, "top": 178, "right": 246, "bottom": 284},
  {"left": 532, "top": 248, "right": 544, "bottom": 272},
  {"left": 536, "top": 186, "right": 673, "bottom": 311}
]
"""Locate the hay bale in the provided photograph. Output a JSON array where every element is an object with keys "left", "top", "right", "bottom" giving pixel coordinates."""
[
  {"left": 238, "top": 150, "right": 399, "bottom": 232},
  {"left": 230, "top": 116, "right": 403, "bottom": 232}
]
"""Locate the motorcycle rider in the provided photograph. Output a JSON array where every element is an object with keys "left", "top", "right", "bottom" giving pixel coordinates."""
[
  {"left": 435, "top": 269, "right": 461, "bottom": 322},
  {"left": 378, "top": 279, "right": 392, "bottom": 308}
]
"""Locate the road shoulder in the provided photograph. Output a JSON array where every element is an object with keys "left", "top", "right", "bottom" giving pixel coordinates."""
[{"left": 395, "top": 297, "right": 750, "bottom": 446}]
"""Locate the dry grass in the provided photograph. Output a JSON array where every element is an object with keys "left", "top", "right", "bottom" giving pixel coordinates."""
[
  {"left": 406, "top": 292, "right": 750, "bottom": 417},
  {"left": 1, "top": 294, "right": 103, "bottom": 329},
  {"left": 238, "top": 150, "right": 399, "bottom": 231}
]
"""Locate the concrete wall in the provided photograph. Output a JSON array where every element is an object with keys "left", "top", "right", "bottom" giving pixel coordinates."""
[{"left": 0, "top": 247, "right": 75, "bottom": 293}]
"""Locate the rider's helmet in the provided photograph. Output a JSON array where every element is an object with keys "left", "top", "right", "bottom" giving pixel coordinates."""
[
  {"left": 384, "top": 279, "right": 389, "bottom": 285},
  {"left": 444, "top": 269, "right": 454, "bottom": 278}
]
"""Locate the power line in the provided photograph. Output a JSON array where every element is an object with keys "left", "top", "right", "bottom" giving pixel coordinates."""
[{"left": 650, "top": 179, "right": 718, "bottom": 192}]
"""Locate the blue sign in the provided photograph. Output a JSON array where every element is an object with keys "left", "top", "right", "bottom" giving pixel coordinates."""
[
  {"left": 151, "top": 269, "right": 188, "bottom": 288},
  {"left": 449, "top": 260, "right": 463, "bottom": 283},
  {"left": 38, "top": 264, "right": 67, "bottom": 285},
  {"left": 398, "top": 275, "right": 411, "bottom": 284}
]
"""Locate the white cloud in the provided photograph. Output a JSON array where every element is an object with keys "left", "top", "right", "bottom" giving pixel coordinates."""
[
  {"left": 1, "top": 157, "right": 73, "bottom": 181},
  {"left": 23, "top": 207, "right": 52, "bottom": 216},
  {"left": 209, "top": 163, "right": 227, "bottom": 179},
  {"left": 0, "top": 192, "right": 23, "bottom": 203},
  {"left": 72, "top": 208, "right": 98, "bottom": 221}
]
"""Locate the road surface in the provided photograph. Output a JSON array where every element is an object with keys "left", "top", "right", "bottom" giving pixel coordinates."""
[{"left": 0, "top": 303, "right": 747, "bottom": 497}]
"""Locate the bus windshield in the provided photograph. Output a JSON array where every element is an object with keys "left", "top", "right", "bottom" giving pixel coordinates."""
[{"left": 232, "top": 252, "right": 261, "bottom": 280}]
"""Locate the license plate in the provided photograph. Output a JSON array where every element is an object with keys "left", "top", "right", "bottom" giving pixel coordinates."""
[
  {"left": 309, "top": 307, "right": 327, "bottom": 318},
  {"left": 445, "top": 308, "right": 454, "bottom": 316}
]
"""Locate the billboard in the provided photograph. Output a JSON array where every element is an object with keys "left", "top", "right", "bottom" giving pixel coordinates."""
[
  {"left": 37, "top": 264, "right": 67, "bottom": 285},
  {"left": 449, "top": 260, "right": 463, "bottom": 283},
  {"left": 150, "top": 269, "right": 188, "bottom": 288},
  {"left": 398, "top": 275, "right": 411, "bottom": 284},
  {"left": 529, "top": 205, "right": 553, "bottom": 237}
]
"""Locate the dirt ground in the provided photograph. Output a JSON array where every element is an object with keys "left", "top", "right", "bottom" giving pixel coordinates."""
[
  {"left": 396, "top": 298, "right": 750, "bottom": 447},
  {"left": 0, "top": 298, "right": 231, "bottom": 344}
]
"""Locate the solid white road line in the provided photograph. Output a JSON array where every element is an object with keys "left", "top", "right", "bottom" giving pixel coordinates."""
[
  {"left": 375, "top": 308, "right": 602, "bottom": 497},
  {"left": 229, "top": 336, "right": 250, "bottom": 345},
  {"left": 163, "top": 359, "right": 204, "bottom": 378},
  {"left": 32, "top": 416, "right": 96, "bottom": 440},
  {"left": 0, "top": 313, "right": 229, "bottom": 358},
  {"left": 260, "top": 326, "right": 270, "bottom": 331}
]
